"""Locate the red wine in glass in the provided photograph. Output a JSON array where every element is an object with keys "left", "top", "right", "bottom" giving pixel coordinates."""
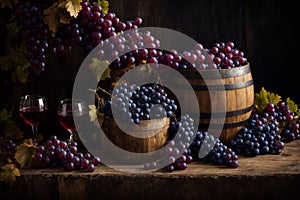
[
  {"left": 58, "top": 111, "right": 86, "bottom": 132},
  {"left": 58, "top": 99, "right": 87, "bottom": 142},
  {"left": 19, "top": 95, "right": 48, "bottom": 144},
  {"left": 19, "top": 106, "right": 48, "bottom": 125}
]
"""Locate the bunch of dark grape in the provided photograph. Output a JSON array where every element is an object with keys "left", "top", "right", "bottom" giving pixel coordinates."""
[
  {"left": 33, "top": 135, "right": 101, "bottom": 172},
  {"left": 270, "top": 100, "right": 300, "bottom": 142},
  {"left": 229, "top": 102, "right": 288, "bottom": 156},
  {"left": 281, "top": 121, "right": 300, "bottom": 142},
  {"left": 144, "top": 114, "right": 195, "bottom": 172},
  {"left": 144, "top": 114, "right": 239, "bottom": 172},
  {"left": 0, "top": 137, "right": 18, "bottom": 163},
  {"left": 14, "top": 2, "right": 50, "bottom": 74},
  {"left": 188, "top": 131, "right": 239, "bottom": 168},
  {"left": 99, "top": 82, "right": 178, "bottom": 124},
  {"left": 13, "top": 0, "right": 144, "bottom": 74}
]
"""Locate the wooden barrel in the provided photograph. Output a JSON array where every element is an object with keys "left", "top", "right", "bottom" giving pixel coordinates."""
[
  {"left": 171, "top": 63, "right": 254, "bottom": 144},
  {"left": 99, "top": 114, "right": 170, "bottom": 153}
]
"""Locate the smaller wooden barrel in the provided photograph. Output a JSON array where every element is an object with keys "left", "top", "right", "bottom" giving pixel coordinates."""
[{"left": 100, "top": 115, "right": 170, "bottom": 153}]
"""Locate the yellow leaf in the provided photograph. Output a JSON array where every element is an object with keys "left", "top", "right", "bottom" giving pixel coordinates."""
[
  {"left": 89, "top": 58, "right": 111, "bottom": 81},
  {"left": 43, "top": 3, "right": 60, "bottom": 34},
  {"left": 89, "top": 105, "right": 97, "bottom": 122},
  {"left": 0, "top": 164, "right": 20, "bottom": 185},
  {"left": 0, "top": 0, "right": 19, "bottom": 9},
  {"left": 65, "top": 0, "right": 82, "bottom": 18},
  {"left": 99, "top": 67, "right": 111, "bottom": 81},
  {"left": 15, "top": 142, "right": 35, "bottom": 168},
  {"left": 58, "top": 10, "right": 73, "bottom": 24}
]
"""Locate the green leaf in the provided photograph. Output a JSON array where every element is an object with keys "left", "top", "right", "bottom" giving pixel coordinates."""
[
  {"left": 254, "top": 87, "right": 281, "bottom": 112},
  {"left": 98, "top": 0, "right": 109, "bottom": 14},
  {"left": 0, "top": 164, "right": 20, "bottom": 186},
  {"left": 286, "top": 97, "right": 298, "bottom": 113},
  {"left": 15, "top": 140, "right": 35, "bottom": 168}
]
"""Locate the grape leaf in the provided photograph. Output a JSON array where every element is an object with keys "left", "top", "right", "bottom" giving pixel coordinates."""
[
  {"left": 89, "top": 105, "right": 97, "bottom": 122},
  {"left": 0, "top": 108, "right": 10, "bottom": 122},
  {"left": 58, "top": 10, "right": 73, "bottom": 24},
  {"left": 100, "top": 67, "right": 111, "bottom": 81},
  {"left": 0, "top": 0, "right": 19, "bottom": 9},
  {"left": 286, "top": 97, "right": 298, "bottom": 113},
  {"left": 43, "top": 3, "right": 61, "bottom": 34},
  {"left": 254, "top": 87, "right": 281, "bottom": 112},
  {"left": 0, "top": 23, "right": 30, "bottom": 83},
  {"left": 89, "top": 58, "right": 111, "bottom": 81},
  {"left": 0, "top": 108, "right": 23, "bottom": 139},
  {"left": 0, "top": 164, "right": 20, "bottom": 185},
  {"left": 98, "top": 0, "right": 109, "bottom": 14},
  {"left": 3, "top": 123, "right": 23, "bottom": 140},
  {"left": 15, "top": 140, "right": 35, "bottom": 168},
  {"left": 65, "top": 0, "right": 82, "bottom": 18},
  {"left": 269, "top": 92, "right": 281, "bottom": 105}
]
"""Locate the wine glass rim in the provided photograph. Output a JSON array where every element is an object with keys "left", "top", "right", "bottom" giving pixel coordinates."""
[
  {"left": 59, "top": 98, "right": 85, "bottom": 104},
  {"left": 20, "top": 94, "right": 47, "bottom": 99}
]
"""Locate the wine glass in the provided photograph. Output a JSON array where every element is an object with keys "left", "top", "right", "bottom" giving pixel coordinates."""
[
  {"left": 57, "top": 99, "right": 87, "bottom": 143},
  {"left": 19, "top": 95, "right": 48, "bottom": 144}
]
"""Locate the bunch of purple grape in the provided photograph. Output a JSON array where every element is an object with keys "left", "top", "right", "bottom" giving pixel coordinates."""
[
  {"left": 13, "top": 0, "right": 144, "bottom": 74},
  {"left": 208, "top": 41, "right": 248, "bottom": 69},
  {"left": 143, "top": 114, "right": 195, "bottom": 172},
  {"left": 99, "top": 82, "right": 178, "bottom": 124},
  {"left": 229, "top": 101, "right": 298, "bottom": 156},
  {"left": 33, "top": 135, "right": 101, "bottom": 172},
  {"left": 14, "top": 2, "right": 50, "bottom": 74},
  {"left": 144, "top": 114, "right": 239, "bottom": 172},
  {"left": 101, "top": 40, "right": 248, "bottom": 71},
  {"left": 188, "top": 131, "right": 239, "bottom": 168},
  {"left": 96, "top": 30, "right": 161, "bottom": 69},
  {"left": 0, "top": 137, "right": 17, "bottom": 163}
]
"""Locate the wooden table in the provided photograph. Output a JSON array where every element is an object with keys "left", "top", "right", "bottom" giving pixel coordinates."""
[{"left": 1, "top": 140, "right": 300, "bottom": 200}]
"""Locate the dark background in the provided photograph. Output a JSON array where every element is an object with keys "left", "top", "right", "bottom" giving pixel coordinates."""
[{"left": 0, "top": 0, "right": 298, "bottom": 137}]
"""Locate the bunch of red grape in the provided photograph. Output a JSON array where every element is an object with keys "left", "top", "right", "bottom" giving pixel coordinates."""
[
  {"left": 33, "top": 135, "right": 101, "bottom": 172},
  {"left": 13, "top": 0, "right": 144, "bottom": 74},
  {"left": 208, "top": 41, "right": 248, "bottom": 69}
]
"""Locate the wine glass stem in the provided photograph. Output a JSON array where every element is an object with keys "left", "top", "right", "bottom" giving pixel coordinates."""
[
  {"left": 69, "top": 130, "right": 78, "bottom": 143},
  {"left": 31, "top": 125, "right": 38, "bottom": 144}
]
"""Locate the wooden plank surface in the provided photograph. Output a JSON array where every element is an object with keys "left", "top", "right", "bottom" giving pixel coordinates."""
[{"left": 1, "top": 140, "right": 299, "bottom": 200}]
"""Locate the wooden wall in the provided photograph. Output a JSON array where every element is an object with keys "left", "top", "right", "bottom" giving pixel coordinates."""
[{"left": 109, "top": 0, "right": 298, "bottom": 102}]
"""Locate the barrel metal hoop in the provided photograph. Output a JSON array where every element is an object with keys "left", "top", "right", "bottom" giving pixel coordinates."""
[
  {"left": 199, "top": 105, "right": 253, "bottom": 118},
  {"left": 192, "top": 79, "right": 253, "bottom": 91},
  {"left": 198, "top": 119, "right": 249, "bottom": 129}
]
